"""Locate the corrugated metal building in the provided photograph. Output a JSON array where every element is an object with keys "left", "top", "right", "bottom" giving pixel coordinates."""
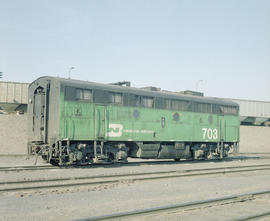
[
  {"left": 230, "top": 99, "right": 270, "bottom": 126},
  {"left": 0, "top": 81, "right": 29, "bottom": 113}
]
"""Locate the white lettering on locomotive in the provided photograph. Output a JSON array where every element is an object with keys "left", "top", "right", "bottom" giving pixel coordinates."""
[
  {"left": 124, "top": 129, "right": 154, "bottom": 134},
  {"left": 202, "top": 128, "right": 218, "bottom": 140},
  {"left": 107, "top": 124, "right": 123, "bottom": 137}
]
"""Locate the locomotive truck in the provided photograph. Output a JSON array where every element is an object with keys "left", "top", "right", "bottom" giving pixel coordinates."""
[{"left": 27, "top": 76, "right": 240, "bottom": 165}]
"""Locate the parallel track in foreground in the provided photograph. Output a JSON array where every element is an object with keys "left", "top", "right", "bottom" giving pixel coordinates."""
[
  {"left": 1, "top": 164, "right": 270, "bottom": 192},
  {"left": 73, "top": 190, "right": 270, "bottom": 221},
  {"left": 1, "top": 163, "right": 270, "bottom": 185},
  {"left": 234, "top": 211, "right": 270, "bottom": 221}
]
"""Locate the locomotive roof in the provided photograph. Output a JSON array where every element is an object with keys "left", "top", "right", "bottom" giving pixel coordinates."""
[{"left": 32, "top": 76, "right": 238, "bottom": 107}]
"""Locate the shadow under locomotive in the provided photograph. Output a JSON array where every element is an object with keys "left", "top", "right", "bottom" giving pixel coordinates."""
[{"left": 42, "top": 154, "right": 265, "bottom": 169}]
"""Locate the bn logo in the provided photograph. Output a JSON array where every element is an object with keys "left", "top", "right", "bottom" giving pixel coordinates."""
[{"left": 107, "top": 124, "right": 123, "bottom": 137}]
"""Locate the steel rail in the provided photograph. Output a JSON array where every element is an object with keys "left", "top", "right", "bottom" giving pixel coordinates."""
[
  {"left": 0, "top": 169, "right": 178, "bottom": 185},
  {"left": 0, "top": 160, "right": 189, "bottom": 172},
  {"left": 0, "top": 155, "right": 269, "bottom": 172},
  {"left": 0, "top": 161, "right": 188, "bottom": 172},
  {"left": 0, "top": 165, "right": 55, "bottom": 172},
  {"left": 73, "top": 190, "right": 270, "bottom": 221},
  {"left": 1, "top": 165, "right": 270, "bottom": 192},
  {"left": 233, "top": 211, "right": 270, "bottom": 221},
  {"left": 0, "top": 159, "right": 206, "bottom": 172},
  {"left": 239, "top": 152, "right": 270, "bottom": 155},
  {"left": 1, "top": 163, "right": 270, "bottom": 185}
]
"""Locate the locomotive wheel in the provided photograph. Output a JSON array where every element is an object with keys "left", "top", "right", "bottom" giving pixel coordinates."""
[
  {"left": 41, "top": 155, "right": 49, "bottom": 163},
  {"left": 107, "top": 152, "right": 115, "bottom": 163},
  {"left": 49, "top": 159, "right": 59, "bottom": 166}
]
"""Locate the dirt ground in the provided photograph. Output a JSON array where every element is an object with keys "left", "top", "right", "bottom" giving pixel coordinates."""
[
  {"left": 0, "top": 124, "right": 269, "bottom": 220},
  {"left": 239, "top": 125, "right": 270, "bottom": 153},
  {"left": 0, "top": 114, "right": 28, "bottom": 155},
  {"left": 1, "top": 154, "right": 270, "bottom": 221}
]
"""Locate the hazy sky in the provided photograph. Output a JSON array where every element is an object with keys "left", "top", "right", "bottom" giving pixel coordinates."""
[{"left": 0, "top": 0, "right": 269, "bottom": 100}]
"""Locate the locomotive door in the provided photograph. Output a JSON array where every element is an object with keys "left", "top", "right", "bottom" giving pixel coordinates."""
[
  {"left": 218, "top": 116, "right": 225, "bottom": 141},
  {"left": 94, "top": 105, "right": 106, "bottom": 139},
  {"left": 33, "top": 87, "right": 46, "bottom": 142}
]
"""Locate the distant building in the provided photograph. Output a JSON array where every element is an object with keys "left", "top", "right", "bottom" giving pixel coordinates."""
[
  {"left": 230, "top": 98, "right": 270, "bottom": 126},
  {"left": 0, "top": 81, "right": 29, "bottom": 114}
]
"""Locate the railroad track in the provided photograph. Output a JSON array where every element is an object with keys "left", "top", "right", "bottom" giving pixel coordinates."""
[
  {"left": 0, "top": 160, "right": 196, "bottom": 172},
  {"left": 0, "top": 165, "right": 55, "bottom": 172},
  {"left": 0, "top": 154, "right": 269, "bottom": 172},
  {"left": 0, "top": 159, "right": 224, "bottom": 172},
  {"left": 1, "top": 164, "right": 270, "bottom": 193},
  {"left": 73, "top": 190, "right": 270, "bottom": 221}
]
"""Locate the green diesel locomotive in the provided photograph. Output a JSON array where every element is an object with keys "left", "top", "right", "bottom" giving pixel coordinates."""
[{"left": 28, "top": 77, "right": 240, "bottom": 165}]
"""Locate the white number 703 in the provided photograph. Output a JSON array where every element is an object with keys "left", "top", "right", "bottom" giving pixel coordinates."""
[{"left": 202, "top": 128, "right": 218, "bottom": 140}]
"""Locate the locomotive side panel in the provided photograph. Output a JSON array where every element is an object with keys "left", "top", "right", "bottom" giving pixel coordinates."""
[
  {"left": 224, "top": 115, "right": 240, "bottom": 142},
  {"left": 57, "top": 99, "right": 239, "bottom": 144},
  {"left": 59, "top": 101, "right": 95, "bottom": 140},
  {"left": 105, "top": 106, "right": 193, "bottom": 142},
  {"left": 105, "top": 106, "right": 224, "bottom": 143},
  {"left": 59, "top": 85, "right": 95, "bottom": 141}
]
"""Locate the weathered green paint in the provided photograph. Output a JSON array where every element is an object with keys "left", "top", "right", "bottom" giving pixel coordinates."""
[
  {"left": 59, "top": 94, "right": 240, "bottom": 143},
  {"left": 95, "top": 105, "right": 106, "bottom": 139},
  {"left": 59, "top": 93, "right": 94, "bottom": 140}
]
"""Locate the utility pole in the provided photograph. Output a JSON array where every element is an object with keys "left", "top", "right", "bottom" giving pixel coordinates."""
[
  {"left": 68, "top": 67, "right": 75, "bottom": 79},
  {"left": 195, "top": 80, "right": 203, "bottom": 91}
]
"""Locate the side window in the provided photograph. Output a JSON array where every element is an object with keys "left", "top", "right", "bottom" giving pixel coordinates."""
[
  {"left": 76, "top": 89, "right": 83, "bottom": 100},
  {"left": 141, "top": 96, "right": 154, "bottom": 108},
  {"left": 180, "top": 100, "right": 190, "bottom": 111},
  {"left": 135, "top": 95, "right": 141, "bottom": 106},
  {"left": 221, "top": 106, "right": 226, "bottom": 114},
  {"left": 155, "top": 97, "right": 165, "bottom": 109},
  {"left": 221, "top": 105, "right": 238, "bottom": 115},
  {"left": 64, "top": 86, "right": 76, "bottom": 100},
  {"left": 94, "top": 90, "right": 109, "bottom": 104},
  {"left": 171, "top": 100, "right": 179, "bottom": 110},
  {"left": 109, "top": 92, "right": 123, "bottom": 104},
  {"left": 133, "top": 95, "right": 154, "bottom": 108},
  {"left": 197, "top": 103, "right": 212, "bottom": 113},
  {"left": 212, "top": 104, "right": 221, "bottom": 114},
  {"left": 235, "top": 106, "right": 239, "bottom": 115},
  {"left": 84, "top": 89, "right": 92, "bottom": 100},
  {"left": 166, "top": 99, "right": 190, "bottom": 111},
  {"left": 76, "top": 88, "right": 92, "bottom": 101},
  {"left": 165, "top": 99, "right": 171, "bottom": 109},
  {"left": 128, "top": 94, "right": 137, "bottom": 106}
]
